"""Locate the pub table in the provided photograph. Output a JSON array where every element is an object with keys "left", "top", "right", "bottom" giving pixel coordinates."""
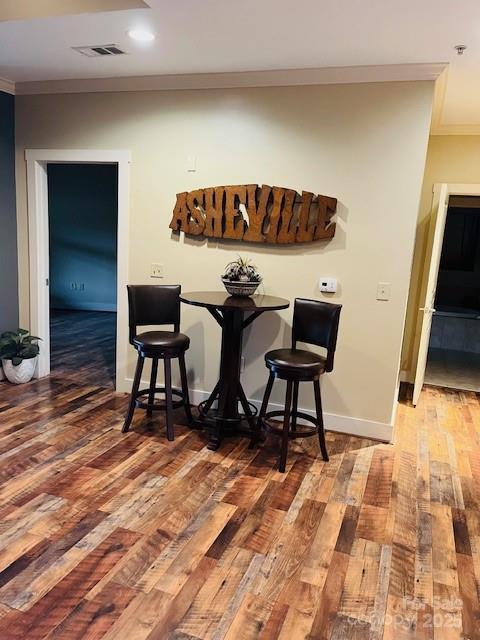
[{"left": 180, "top": 291, "right": 290, "bottom": 450}]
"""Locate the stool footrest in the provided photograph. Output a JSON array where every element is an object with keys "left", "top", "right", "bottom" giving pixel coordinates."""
[
  {"left": 198, "top": 398, "right": 258, "bottom": 423},
  {"left": 134, "top": 387, "right": 186, "bottom": 412},
  {"left": 261, "top": 410, "right": 319, "bottom": 439}
]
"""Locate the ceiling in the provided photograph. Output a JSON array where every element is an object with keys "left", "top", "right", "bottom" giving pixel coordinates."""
[
  {"left": 0, "top": 0, "right": 149, "bottom": 22},
  {"left": 0, "top": 0, "right": 479, "bottom": 133}
]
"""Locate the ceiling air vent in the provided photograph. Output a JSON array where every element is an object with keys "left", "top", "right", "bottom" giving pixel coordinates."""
[{"left": 72, "top": 44, "right": 126, "bottom": 57}]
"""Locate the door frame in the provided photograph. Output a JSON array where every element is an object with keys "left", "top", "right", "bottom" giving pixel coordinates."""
[
  {"left": 412, "top": 182, "right": 480, "bottom": 404},
  {"left": 25, "top": 149, "right": 131, "bottom": 391}
]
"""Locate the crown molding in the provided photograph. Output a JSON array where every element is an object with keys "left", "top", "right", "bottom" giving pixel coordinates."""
[
  {"left": 11, "top": 60, "right": 480, "bottom": 134},
  {"left": 431, "top": 124, "right": 480, "bottom": 135},
  {"left": 0, "top": 0, "right": 149, "bottom": 22},
  {"left": 14, "top": 62, "right": 447, "bottom": 96},
  {"left": 430, "top": 66, "right": 480, "bottom": 135},
  {"left": 0, "top": 77, "right": 15, "bottom": 95}
]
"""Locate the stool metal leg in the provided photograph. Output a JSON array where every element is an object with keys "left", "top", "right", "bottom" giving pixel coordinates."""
[
  {"left": 147, "top": 358, "right": 158, "bottom": 418},
  {"left": 164, "top": 357, "right": 175, "bottom": 442},
  {"left": 252, "top": 372, "right": 275, "bottom": 447},
  {"left": 291, "top": 381, "right": 299, "bottom": 432},
  {"left": 179, "top": 353, "right": 193, "bottom": 425},
  {"left": 314, "top": 379, "right": 329, "bottom": 461},
  {"left": 122, "top": 354, "right": 144, "bottom": 433},
  {"left": 279, "top": 380, "right": 293, "bottom": 473}
]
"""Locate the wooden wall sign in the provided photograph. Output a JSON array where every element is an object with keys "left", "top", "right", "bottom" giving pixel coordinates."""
[{"left": 169, "top": 184, "right": 336, "bottom": 244}]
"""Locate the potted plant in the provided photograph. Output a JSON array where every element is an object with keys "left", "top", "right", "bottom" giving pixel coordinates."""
[
  {"left": 0, "top": 329, "right": 41, "bottom": 384},
  {"left": 221, "top": 256, "right": 262, "bottom": 297}
]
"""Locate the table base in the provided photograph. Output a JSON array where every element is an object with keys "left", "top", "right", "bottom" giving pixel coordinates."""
[
  {"left": 179, "top": 292, "right": 290, "bottom": 451},
  {"left": 195, "top": 381, "right": 258, "bottom": 450}
]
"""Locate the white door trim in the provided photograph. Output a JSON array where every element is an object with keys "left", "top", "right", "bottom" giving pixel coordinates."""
[
  {"left": 412, "top": 181, "right": 480, "bottom": 404},
  {"left": 25, "top": 149, "right": 131, "bottom": 390}
]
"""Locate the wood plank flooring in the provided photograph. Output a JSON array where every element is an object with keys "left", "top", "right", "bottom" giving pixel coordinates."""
[{"left": 0, "top": 371, "right": 479, "bottom": 638}]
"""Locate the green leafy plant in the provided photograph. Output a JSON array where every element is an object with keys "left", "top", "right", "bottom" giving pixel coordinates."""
[
  {"left": 0, "top": 329, "right": 41, "bottom": 366},
  {"left": 222, "top": 256, "right": 262, "bottom": 283}
]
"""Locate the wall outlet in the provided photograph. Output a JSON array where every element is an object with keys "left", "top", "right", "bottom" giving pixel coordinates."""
[
  {"left": 151, "top": 263, "right": 164, "bottom": 278},
  {"left": 376, "top": 282, "right": 391, "bottom": 301}
]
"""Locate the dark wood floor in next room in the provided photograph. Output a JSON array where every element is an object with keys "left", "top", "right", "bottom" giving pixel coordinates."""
[
  {"left": 0, "top": 353, "right": 479, "bottom": 637},
  {"left": 50, "top": 309, "right": 116, "bottom": 388}
]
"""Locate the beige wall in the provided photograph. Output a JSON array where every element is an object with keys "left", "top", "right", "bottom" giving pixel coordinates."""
[
  {"left": 15, "top": 81, "right": 433, "bottom": 437},
  {"left": 402, "top": 135, "right": 480, "bottom": 380}
]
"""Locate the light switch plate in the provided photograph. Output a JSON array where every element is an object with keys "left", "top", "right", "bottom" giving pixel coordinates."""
[
  {"left": 187, "top": 154, "right": 196, "bottom": 172},
  {"left": 151, "top": 263, "right": 164, "bottom": 278},
  {"left": 376, "top": 282, "right": 391, "bottom": 301}
]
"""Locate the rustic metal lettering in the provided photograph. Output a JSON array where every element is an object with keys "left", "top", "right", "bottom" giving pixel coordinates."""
[{"left": 169, "top": 184, "right": 336, "bottom": 244}]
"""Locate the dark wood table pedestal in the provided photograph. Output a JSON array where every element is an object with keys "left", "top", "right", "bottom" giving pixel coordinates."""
[{"left": 180, "top": 292, "right": 289, "bottom": 450}]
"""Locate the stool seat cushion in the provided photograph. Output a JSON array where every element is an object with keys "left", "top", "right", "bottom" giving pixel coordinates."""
[
  {"left": 133, "top": 331, "right": 190, "bottom": 354},
  {"left": 265, "top": 348, "right": 326, "bottom": 376}
]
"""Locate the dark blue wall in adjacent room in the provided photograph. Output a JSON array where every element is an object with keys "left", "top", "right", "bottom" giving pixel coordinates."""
[
  {"left": 0, "top": 90, "right": 18, "bottom": 334},
  {"left": 48, "top": 163, "right": 118, "bottom": 312}
]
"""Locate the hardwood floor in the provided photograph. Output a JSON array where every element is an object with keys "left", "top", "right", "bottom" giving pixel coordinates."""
[
  {"left": 50, "top": 309, "right": 116, "bottom": 388},
  {"left": 0, "top": 371, "right": 478, "bottom": 638}
]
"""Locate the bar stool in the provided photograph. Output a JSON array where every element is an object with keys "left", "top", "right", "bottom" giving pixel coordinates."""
[
  {"left": 122, "top": 285, "right": 192, "bottom": 440},
  {"left": 254, "top": 298, "right": 342, "bottom": 472}
]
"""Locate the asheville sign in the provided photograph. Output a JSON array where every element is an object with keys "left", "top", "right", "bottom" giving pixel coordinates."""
[{"left": 169, "top": 184, "right": 336, "bottom": 244}]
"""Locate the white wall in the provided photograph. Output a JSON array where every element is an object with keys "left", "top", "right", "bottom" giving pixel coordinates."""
[{"left": 15, "top": 81, "right": 434, "bottom": 439}]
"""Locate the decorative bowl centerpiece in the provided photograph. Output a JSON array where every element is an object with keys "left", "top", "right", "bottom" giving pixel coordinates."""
[{"left": 221, "top": 256, "right": 262, "bottom": 297}]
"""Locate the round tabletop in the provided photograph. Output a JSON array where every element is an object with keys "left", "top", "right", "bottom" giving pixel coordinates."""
[{"left": 180, "top": 291, "right": 290, "bottom": 312}]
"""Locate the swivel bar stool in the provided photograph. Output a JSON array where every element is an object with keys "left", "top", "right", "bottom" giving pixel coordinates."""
[
  {"left": 254, "top": 298, "right": 342, "bottom": 472},
  {"left": 122, "top": 285, "right": 192, "bottom": 440}
]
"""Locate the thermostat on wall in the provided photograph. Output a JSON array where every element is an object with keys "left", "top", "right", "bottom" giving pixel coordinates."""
[{"left": 319, "top": 277, "right": 337, "bottom": 293}]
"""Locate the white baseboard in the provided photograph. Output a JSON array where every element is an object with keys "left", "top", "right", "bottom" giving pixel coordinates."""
[{"left": 120, "top": 377, "right": 393, "bottom": 443}]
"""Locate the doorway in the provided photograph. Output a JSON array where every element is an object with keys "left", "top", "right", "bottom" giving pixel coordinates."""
[
  {"left": 48, "top": 163, "right": 118, "bottom": 388},
  {"left": 424, "top": 195, "right": 480, "bottom": 391},
  {"left": 26, "top": 149, "right": 131, "bottom": 391},
  {"left": 412, "top": 184, "right": 480, "bottom": 404}
]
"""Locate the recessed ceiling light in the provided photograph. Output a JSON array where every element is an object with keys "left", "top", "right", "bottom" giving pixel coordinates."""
[{"left": 128, "top": 29, "right": 155, "bottom": 42}]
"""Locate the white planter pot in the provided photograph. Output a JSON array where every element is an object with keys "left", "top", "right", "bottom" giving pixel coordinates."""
[{"left": 1, "top": 357, "right": 37, "bottom": 384}]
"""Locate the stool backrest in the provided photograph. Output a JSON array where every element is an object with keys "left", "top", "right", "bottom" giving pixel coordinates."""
[
  {"left": 127, "top": 285, "right": 181, "bottom": 344},
  {"left": 292, "top": 298, "right": 342, "bottom": 372}
]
